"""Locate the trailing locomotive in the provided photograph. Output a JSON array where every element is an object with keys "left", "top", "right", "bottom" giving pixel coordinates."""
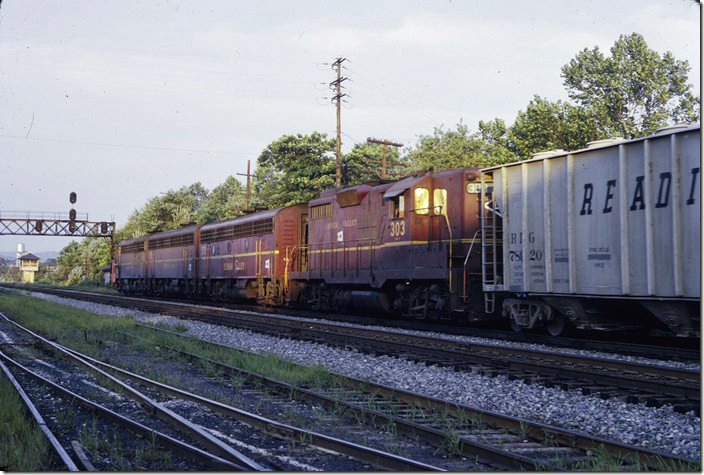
[
  {"left": 116, "top": 205, "right": 308, "bottom": 307},
  {"left": 115, "top": 123, "right": 700, "bottom": 336}
]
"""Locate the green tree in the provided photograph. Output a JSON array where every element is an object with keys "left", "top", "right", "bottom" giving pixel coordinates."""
[
  {"left": 509, "top": 96, "right": 602, "bottom": 158},
  {"left": 114, "top": 209, "right": 143, "bottom": 242},
  {"left": 55, "top": 238, "right": 110, "bottom": 285},
  {"left": 198, "top": 176, "right": 246, "bottom": 223},
  {"left": 129, "top": 182, "right": 209, "bottom": 235},
  {"left": 342, "top": 142, "right": 409, "bottom": 184},
  {"left": 405, "top": 121, "right": 484, "bottom": 171},
  {"left": 252, "top": 132, "right": 337, "bottom": 208},
  {"left": 561, "top": 32, "right": 700, "bottom": 138},
  {"left": 475, "top": 118, "right": 518, "bottom": 164},
  {"left": 56, "top": 241, "right": 81, "bottom": 282}
]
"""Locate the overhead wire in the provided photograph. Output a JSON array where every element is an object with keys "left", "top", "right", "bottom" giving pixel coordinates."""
[
  {"left": 345, "top": 66, "right": 450, "bottom": 129},
  {"left": 0, "top": 134, "right": 256, "bottom": 156}
]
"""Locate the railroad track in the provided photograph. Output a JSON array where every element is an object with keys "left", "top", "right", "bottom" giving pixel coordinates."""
[
  {"left": 82, "top": 321, "right": 704, "bottom": 469},
  {"left": 4, "top": 283, "right": 700, "bottom": 365},
  {"left": 219, "top": 301, "right": 700, "bottom": 363},
  {"left": 5, "top": 284, "right": 699, "bottom": 363},
  {"left": 14, "top": 286, "right": 698, "bottom": 415},
  {"left": 1, "top": 289, "right": 699, "bottom": 470},
  {"left": 0, "top": 311, "right": 445, "bottom": 471},
  {"left": 0, "top": 323, "right": 252, "bottom": 471}
]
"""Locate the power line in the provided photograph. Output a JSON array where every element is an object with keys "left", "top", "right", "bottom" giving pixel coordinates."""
[
  {"left": 0, "top": 134, "right": 256, "bottom": 156},
  {"left": 341, "top": 132, "right": 362, "bottom": 146},
  {"left": 345, "top": 66, "right": 444, "bottom": 128}
]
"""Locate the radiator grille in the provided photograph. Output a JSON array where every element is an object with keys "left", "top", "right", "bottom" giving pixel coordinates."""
[
  {"left": 120, "top": 242, "right": 144, "bottom": 254},
  {"left": 148, "top": 233, "right": 195, "bottom": 250},
  {"left": 201, "top": 218, "right": 274, "bottom": 244}
]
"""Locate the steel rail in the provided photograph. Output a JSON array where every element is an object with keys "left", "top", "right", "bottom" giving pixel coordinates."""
[
  {"left": 0, "top": 357, "right": 80, "bottom": 471},
  {"left": 2, "top": 284, "right": 700, "bottom": 363},
  {"left": 125, "top": 297, "right": 699, "bottom": 401},
  {"left": 33, "top": 287, "right": 699, "bottom": 380},
  {"left": 0, "top": 349, "right": 247, "bottom": 471},
  {"left": 0, "top": 312, "right": 266, "bottom": 471},
  {"left": 282, "top": 322, "right": 701, "bottom": 401},
  {"left": 9, "top": 285, "right": 699, "bottom": 366},
  {"left": 125, "top": 327, "right": 556, "bottom": 471},
  {"left": 55, "top": 341, "right": 445, "bottom": 472},
  {"left": 133, "top": 323, "right": 698, "bottom": 471},
  {"left": 8, "top": 286, "right": 697, "bottom": 408}
]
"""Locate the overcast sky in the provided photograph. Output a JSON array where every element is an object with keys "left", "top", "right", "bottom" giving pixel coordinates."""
[{"left": 0, "top": 0, "right": 700, "bottom": 253}]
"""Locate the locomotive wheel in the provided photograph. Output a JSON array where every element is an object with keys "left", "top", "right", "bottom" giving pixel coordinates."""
[
  {"left": 546, "top": 313, "right": 570, "bottom": 337},
  {"left": 409, "top": 290, "right": 428, "bottom": 319}
]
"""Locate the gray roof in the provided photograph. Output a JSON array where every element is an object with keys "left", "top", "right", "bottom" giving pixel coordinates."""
[{"left": 18, "top": 253, "right": 40, "bottom": 261}]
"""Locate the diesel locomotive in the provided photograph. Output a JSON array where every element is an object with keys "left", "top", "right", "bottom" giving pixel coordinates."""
[{"left": 115, "top": 124, "right": 700, "bottom": 337}]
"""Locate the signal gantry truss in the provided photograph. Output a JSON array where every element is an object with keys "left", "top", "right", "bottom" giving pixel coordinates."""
[{"left": 0, "top": 212, "right": 114, "bottom": 238}]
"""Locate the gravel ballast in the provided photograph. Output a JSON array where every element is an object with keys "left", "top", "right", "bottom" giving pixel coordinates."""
[{"left": 23, "top": 291, "right": 702, "bottom": 460}]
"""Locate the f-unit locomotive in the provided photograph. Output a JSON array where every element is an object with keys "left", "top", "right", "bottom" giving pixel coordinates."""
[{"left": 115, "top": 124, "right": 700, "bottom": 336}]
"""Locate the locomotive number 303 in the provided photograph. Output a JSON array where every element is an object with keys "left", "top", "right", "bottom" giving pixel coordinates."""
[{"left": 390, "top": 220, "right": 405, "bottom": 237}]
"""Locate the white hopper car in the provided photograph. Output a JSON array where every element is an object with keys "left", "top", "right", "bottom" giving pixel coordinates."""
[{"left": 481, "top": 123, "right": 700, "bottom": 336}]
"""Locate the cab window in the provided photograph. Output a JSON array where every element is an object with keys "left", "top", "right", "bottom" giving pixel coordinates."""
[
  {"left": 414, "top": 188, "right": 429, "bottom": 215},
  {"left": 434, "top": 189, "right": 447, "bottom": 215},
  {"left": 389, "top": 195, "right": 405, "bottom": 219}
]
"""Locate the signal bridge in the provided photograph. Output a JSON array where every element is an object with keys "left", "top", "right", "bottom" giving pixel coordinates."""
[{"left": 0, "top": 210, "right": 114, "bottom": 237}]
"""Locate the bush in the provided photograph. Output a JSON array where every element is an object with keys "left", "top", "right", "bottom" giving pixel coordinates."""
[{"left": 66, "top": 267, "right": 85, "bottom": 286}]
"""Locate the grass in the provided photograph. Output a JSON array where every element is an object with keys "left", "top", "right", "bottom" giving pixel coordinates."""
[
  {"left": 127, "top": 324, "right": 345, "bottom": 390},
  {"left": 75, "top": 416, "right": 174, "bottom": 470},
  {"left": 571, "top": 445, "right": 701, "bottom": 472},
  {"left": 0, "top": 291, "right": 341, "bottom": 390},
  {"left": 6, "top": 291, "right": 697, "bottom": 471},
  {"left": 55, "top": 406, "right": 76, "bottom": 427},
  {"left": 0, "top": 375, "right": 53, "bottom": 471},
  {"left": 0, "top": 291, "right": 349, "bottom": 468},
  {"left": 441, "top": 424, "right": 463, "bottom": 457},
  {"left": 20, "top": 281, "right": 120, "bottom": 295}
]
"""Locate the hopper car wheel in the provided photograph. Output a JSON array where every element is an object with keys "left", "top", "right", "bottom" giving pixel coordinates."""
[
  {"left": 509, "top": 317, "right": 522, "bottom": 333},
  {"left": 546, "top": 313, "right": 570, "bottom": 337}
]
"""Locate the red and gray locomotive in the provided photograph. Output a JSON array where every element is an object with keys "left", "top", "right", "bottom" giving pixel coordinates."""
[{"left": 115, "top": 124, "right": 700, "bottom": 336}]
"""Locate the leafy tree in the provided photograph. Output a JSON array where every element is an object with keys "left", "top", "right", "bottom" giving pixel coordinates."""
[
  {"left": 55, "top": 238, "right": 110, "bottom": 285},
  {"left": 342, "top": 142, "right": 409, "bottom": 184},
  {"left": 561, "top": 32, "right": 700, "bottom": 138},
  {"left": 56, "top": 241, "right": 81, "bottom": 282},
  {"left": 0, "top": 265, "right": 19, "bottom": 282},
  {"left": 252, "top": 132, "right": 337, "bottom": 208},
  {"left": 117, "top": 182, "right": 210, "bottom": 239},
  {"left": 114, "top": 209, "right": 143, "bottom": 242},
  {"left": 198, "top": 176, "right": 246, "bottom": 223},
  {"left": 509, "top": 96, "right": 602, "bottom": 158},
  {"left": 405, "top": 121, "right": 485, "bottom": 171},
  {"left": 475, "top": 118, "right": 518, "bottom": 164}
]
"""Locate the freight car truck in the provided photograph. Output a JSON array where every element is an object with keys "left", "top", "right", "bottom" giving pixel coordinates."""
[{"left": 480, "top": 124, "right": 700, "bottom": 336}]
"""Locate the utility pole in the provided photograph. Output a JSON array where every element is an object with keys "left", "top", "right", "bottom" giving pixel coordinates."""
[
  {"left": 330, "top": 57, "right": 347, "bottom": 187},
  {"left": 366, "top": 138, "right": 403, "bottom": 180},
  {"left": 236, "top": 160, "right": 252, "bottom": 211}
]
